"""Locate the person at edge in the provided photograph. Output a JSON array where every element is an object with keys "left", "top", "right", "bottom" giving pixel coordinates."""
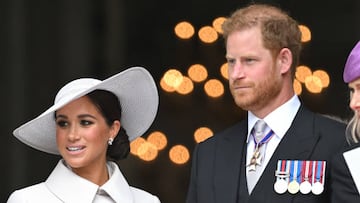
[{"left": 331, "top": 41, "right": 360, "bottom": 202}]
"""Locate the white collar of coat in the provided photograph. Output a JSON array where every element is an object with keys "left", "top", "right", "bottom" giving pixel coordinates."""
[{"left": 45, "top": 159, "right": 134, "bottom": 203}]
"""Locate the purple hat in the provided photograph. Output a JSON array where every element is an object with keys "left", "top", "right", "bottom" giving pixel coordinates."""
[{"left": 344, "top": 41, "right": 360, "bottom": 83}]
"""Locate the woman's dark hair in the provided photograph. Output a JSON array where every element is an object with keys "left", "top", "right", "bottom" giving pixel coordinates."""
[{"left": 87, "top": 89, "right": 130, "bottom": 161}]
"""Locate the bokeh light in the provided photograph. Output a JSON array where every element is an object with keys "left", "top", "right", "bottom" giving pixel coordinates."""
[
  {"left": 295, "top": 65, "right": 312, "bottom": 83},
  {"left": 299, "top": 25, "right": 311, "bottom": 42},
  {"left": 174, "top": 21, "right": 195, "bottom": 39},
  {"left": 169, "top": 145, "right": 190, "bottom": 165},
  {"left": 137, "top": 142, "right": 158, "bottom": 161},
  {"left": 130, "top": 137, "right": 146, "bottom": 156},
  {"left": 147, "top": 131, "right": 167, "bottom": 151},
  {"left": 293, "top": 78, "right": 302, "bottom": 95},
  {"left": 313, "top": 69, "right": 330, "bottom": 88},
  {"left": 204, "top": 79, "right": 224, "bottom": 98},
  {"left": 160, "top": 77, "right": 176, "bottom": 92},
  {"left": 194, "top": 127, "right": 213, "bottom": 143},
  {"left": 220, "top": 63, "right": 229, "bottom": 80},
  {"left": 305, "top": 75, "right": 322, "bottom": 93},
  {"left": 212, "top": 17, "right": 226, "bottom": 34},
  {"left": 188, "top": 64, "right": 208, "bottom": 82},
  {"left": 163, "top": 69, "right": 183, "bottom": 88},
  {"left": 176, "top": 76, "right": 194, "bottom": 95},
  {"left": 198, "top": 26, "right": 218, "bottom": 43}
]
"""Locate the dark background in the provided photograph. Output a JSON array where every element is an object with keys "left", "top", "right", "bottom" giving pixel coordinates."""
[{"left": 1, "top": 0, "right": 359, "bottom": 202}]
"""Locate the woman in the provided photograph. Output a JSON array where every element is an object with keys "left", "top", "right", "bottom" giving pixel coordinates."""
[
  {"left": 7, "top": 67, "right": 161, "bottom": 202},
  {"left": 331, "top": 41, "right": 360, "bottom": 202}
]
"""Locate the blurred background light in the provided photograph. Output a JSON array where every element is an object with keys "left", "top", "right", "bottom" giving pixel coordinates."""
[
  {"left": 313, "top": 69, "right": 330, "bottom": 88},
  {"left": 296, "top": 65, "right": 312, "bottom": 83},
  {"left": 299, "top": 24, "right": 312, "bottom": 42},
  {"left": 305, "top": 75, "right": 323, "bottom": 93},
  {"left": 204, "top": 79, "right": 224, "bottom": 98},
  {"left": 176, "top": 76, "right": 194, "bottom": 95},
  {"left": 212, "top": 17, "right": 226, "bottom": 34},
  {"left": 147, "top": 131, "right": 168, "bottom": 151},
  {"left": 198, "top": 26, "right": 218, "bottom": 43},
  {"left": 194, "top": 127, "right": 213, "bottom": 143},
  {"left": 175, "top": 21, "right": 195, "bottom": 39},
  {"left": 137, "top": 142, "right": 158, "bottom": 161},
  {"left": 169, "top": 145, "right": 190, "bottom": 165},
  {"left": 130, "top": 137, "right": 146, "bottom": 156},
  {"left": 163, "top": 69, "right": 183, "bottom": 88},
  {"left": 293, "top": 78, "right": 303, "bottom": 95},
  {"left": 188, "top": 64, "right": 208, "bottom": 82},
  {"left": 220, "top": 63, "right": 229, "bottom": 80}
]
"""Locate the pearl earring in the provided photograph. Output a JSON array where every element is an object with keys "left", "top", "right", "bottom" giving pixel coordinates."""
[{"left": 108, "top": 138, "right": 114, "bottom": 145}]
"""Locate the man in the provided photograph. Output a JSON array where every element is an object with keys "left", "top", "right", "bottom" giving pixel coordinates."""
[{"left": 186, "top": 4, "right": 346, "bottom": 203}]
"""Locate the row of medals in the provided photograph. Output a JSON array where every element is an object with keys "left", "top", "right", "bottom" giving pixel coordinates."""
[{"left": 273, "top": 160, "right": 325, "bottom": 195}]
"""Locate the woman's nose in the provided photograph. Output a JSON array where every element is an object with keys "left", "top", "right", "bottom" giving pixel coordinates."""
[{"left": 350, "top": 93, "right": 360, "bottom": 111}]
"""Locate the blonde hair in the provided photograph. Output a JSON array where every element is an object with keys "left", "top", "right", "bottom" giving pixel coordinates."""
[{"left": 346, "top": 113, "right": 360, "bottom": 144}]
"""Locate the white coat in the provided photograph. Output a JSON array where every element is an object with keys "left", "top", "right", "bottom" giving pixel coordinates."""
[{"left": 7, "top": 160, "right": 161, "bottom": 203}]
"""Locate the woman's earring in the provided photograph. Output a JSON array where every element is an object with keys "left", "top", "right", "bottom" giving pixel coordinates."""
[{"left": 108, "top": 138, "right": 114, "bottom": 146}]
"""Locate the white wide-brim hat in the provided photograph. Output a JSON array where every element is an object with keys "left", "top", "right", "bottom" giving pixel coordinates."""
[{"left": 13, "top": 66, "right": 159, "bottom": 155}]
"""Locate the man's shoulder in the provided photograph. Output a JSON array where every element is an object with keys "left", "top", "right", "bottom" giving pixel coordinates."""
[{"left": 314, "top": 113, "right": 347, "bottom": 130}]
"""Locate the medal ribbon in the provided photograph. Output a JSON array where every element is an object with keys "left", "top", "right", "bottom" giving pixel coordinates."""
[
  {"left": 301, "top": 161, "right": 306, "bottom": 183},
  {"left": 252, "top": 130, "right": 274, "bottom": 149},
  {"left": 319, "top": 161, "right": 326, "bottom": 184},
  {"left": 297, "top": 160, "right": 302, "bottom": 183},
  {"left": 289, "top": 160, "right": 300, "bottom": 183}
]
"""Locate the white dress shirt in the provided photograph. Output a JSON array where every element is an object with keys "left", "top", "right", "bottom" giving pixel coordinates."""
[{"left": 246, "top": 95, "right": 301, "bottom": 177}]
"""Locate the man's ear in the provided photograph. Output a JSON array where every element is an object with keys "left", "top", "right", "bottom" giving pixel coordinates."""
[{"left": 278, "top": 47, "right": 293, "bottom": 74}]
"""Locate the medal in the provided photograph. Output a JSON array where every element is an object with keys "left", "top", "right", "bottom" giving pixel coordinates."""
[
  {"left": 247, "top": 146, "right": 262, "bottom": 171},
  {"left": 274, "top": 160, "right": 290, "bottom": 194},
  {"left": 288, "top": 160, "right": 300, "bottom": 194},
  {"left": 247, "top": 129, "right": 274, "bottom": 171},
  {"left": 288, "top": 181, "right": 300, "bottom": 194},
  {"left": 300, "top": 160, "right": 312, "bottom": 194},
  {"left": 312, "top": 181, "right": 324, "bottom": 195},
  {"left": 300, "top": 180, "right": 312, "bottom": 194},
  {"left": 312, "top": 161, "right": 326, "bottom": 195},
  {"left": 274, "top": 179, "right": 288, "bottom": 194}
]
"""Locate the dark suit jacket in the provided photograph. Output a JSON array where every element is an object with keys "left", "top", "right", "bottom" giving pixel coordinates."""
[
  {"left": 186, "top": 105, "right": 346, "bottom": 203},
  {"left": 331, "top": 143, "right": 360, "bottom": 202}
]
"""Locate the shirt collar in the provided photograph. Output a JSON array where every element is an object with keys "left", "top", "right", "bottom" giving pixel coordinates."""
[
  {"left": 101, "top": 161, "right": 134, "bottom": 203},
  {"left": 247, "top": 95, "right": 301, "bottom": 142},
  {"left": 45, "top": 160, "right": 134, "bottom": 203}
]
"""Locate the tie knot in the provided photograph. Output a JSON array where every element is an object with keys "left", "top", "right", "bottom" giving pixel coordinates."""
[{"left": 253, "top": 120, "right": 267, "bottom": 142}]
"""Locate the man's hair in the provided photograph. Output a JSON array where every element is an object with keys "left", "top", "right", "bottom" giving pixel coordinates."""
[{"left": 222, "top": 4, "right": 302, "bottom": 76}]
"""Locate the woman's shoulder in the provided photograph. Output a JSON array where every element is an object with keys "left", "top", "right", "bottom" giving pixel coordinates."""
[
  {"left": 7, "top": 182, "right": 57, "bottom": 202},
  {"left": 129, "top": 186, "right": 161, "bottom": 203}
]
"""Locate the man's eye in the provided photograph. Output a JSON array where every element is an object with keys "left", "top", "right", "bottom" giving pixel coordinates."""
[
  {"left": 245, "top": 58, "right": 255, "bottom": 63},
  {"left": 227, "top": 59, "right": 235, "bottom": 65}
]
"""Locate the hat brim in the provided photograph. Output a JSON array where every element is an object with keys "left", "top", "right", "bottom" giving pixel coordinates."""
[{"left": 13, "top": 67, "right": 159, "bottom": 155}]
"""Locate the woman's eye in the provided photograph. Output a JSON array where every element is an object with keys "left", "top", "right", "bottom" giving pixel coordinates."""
[
  {"left": 80, "top": 120, "right": 93, "bottom": 126},
  {"left": 56, "top": 120, "right": 68, "bottom": 127}
]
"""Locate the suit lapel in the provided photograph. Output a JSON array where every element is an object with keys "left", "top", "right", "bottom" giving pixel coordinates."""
[
  {"left": 214, "top": 121, "right": 248, "bottom": 203},
  {"left": 250, "top": 106, "right": 321, "bottom": 199}
]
